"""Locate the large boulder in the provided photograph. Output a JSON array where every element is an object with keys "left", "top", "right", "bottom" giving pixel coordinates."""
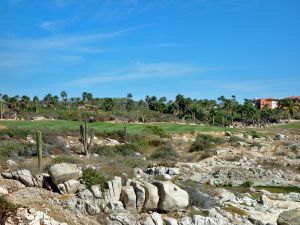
[
  {"left": 152, "top": 181, "right": 189, "bottom": 212},
  {"left": 121, "top": 186, "right": 136, "bottom": 210},
  {"left": 192, "top": 215, "right": 231, "bottom": 225},
  {"left": 139, "top": 214, "right": 156, "bottom": 225},
  {"left": 49, "top": 163, "right": 82, "bottom": 185},
  {"left": 142, "top": 182, "right": 159, "bottom": 211},
  {"left": 277, "top": 208, "right": 300, "bottom": 225},
  {"left": 151, "top": 212, "right": 163, "bottom": 225},
  {"left": 106, "top": 176, "right": 122, "bottom": 202},
  {"left": 131, "top": 181, "right": 146, "bottom": 212},
  {"left": 164, "top": 217, "right": 178, "bottom": 225},
  {"left": 12, "top": 170, "right": 34, "bottom": 187},
  {"left": 108, "top": 212, "right": 139, "bottom": 225},
  {"left": 58, "top": 180, "right": 81, "bottom": 194}
]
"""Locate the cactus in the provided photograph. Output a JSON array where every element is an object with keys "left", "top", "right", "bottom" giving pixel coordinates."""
[
  {"left": 80, "top": 119, "right": 94, "bottom": 156},
  {"left": 36, "top": 130, "right": 42, "bottom": 172},
  {"left": 124, "top": 126, "right": 127, "bottom": 143}
]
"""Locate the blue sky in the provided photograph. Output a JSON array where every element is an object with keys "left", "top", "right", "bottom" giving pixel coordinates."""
[{"left": 0, "top": 0, "right": 299, "bottom": 101}]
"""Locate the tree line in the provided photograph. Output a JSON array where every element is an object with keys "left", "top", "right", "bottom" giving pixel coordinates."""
[{"left": 0, "top": 92, "right": 299, "bottom": 126}]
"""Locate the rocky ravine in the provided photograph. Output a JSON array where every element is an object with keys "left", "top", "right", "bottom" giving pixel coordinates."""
[{"left": 1, "top": 132, "right": 300, "bottom": 225}]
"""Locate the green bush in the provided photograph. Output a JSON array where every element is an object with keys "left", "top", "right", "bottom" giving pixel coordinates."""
[
  {"left": 144, "top": 125, "right": 169, "bottom": 138},
  {"left": 82, "top": 168, "right": 109, "bottom": 190},
  {"left": 0, "top": 128, "right": 31, "bottom": 139},
  {"left": 151, "top": 145, "right": 178, "bottom": 160},
  {"left": 91, "top": 145, "right": 117, "bottom": 157},
  {"left": 0, "top": 196, "right": 18, "bottom": 225},
  {"left": 114, "top": 143, "right": 139, "bottom": 156},
  {"left": 240, "top": 181, "right": 254, "bottom": 188},
  {"left": 229, "top": 136, "right": 245, "bottom": 143},
  {"left": 0, "top": 140, "right": 36, "bottom": 158},
  {"left": 189, "top": 134, "right": 224, "bottom": 152}
]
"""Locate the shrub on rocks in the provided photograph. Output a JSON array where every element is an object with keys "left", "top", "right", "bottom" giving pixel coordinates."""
[
  {"left": 150, "top": 145, "right": 178, "bottom": 161},
  {"left": 0, "top": 196, "right": 18, "bottom": 225},
  {"left": 82, "top": 168, "right": 109, "bottom": 190},
  {"left": 189, "top": 134, "right": 224, "bottom": 153}
]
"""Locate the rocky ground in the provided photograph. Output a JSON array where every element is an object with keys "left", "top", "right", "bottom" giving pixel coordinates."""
[{"left": 0, "top": 125, "right": 300, "bottom": 225}]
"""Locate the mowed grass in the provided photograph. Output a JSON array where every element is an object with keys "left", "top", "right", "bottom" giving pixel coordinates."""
[{"left": 0, "top": 120, "right": 227, "bottom": 134}]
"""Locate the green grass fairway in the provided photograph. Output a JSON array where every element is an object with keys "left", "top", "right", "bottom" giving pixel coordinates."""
[{"left": 0, "top": 120, "right": 227, "bottom": 134}]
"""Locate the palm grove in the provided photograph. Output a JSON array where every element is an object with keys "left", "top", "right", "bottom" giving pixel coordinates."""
[{"left": 0, "top": 92, "right": 299, "bottom": 126}]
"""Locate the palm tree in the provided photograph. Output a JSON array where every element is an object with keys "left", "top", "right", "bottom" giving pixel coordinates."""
[
  {"left": 82, "top": 92, "right": 93, "bottom": 105},
  {"left": 209, "top": 107, "right": 217, "bottom": 125},
  {"left": 49, "top": 96, "right": 59, "bottom": 109},
  {"left": 279, "top": 99, "right": 299, "bottom": 122},
  {"left": 261, "top": 105, "right": 273, "bottom": 124},
  {"left": 44, "top": 94, "right": 52, "bottom": 108},
  {"left": 33, "top": 96, "right": 39, "bottom": 113},
  {"left": 243, "top": 101, "right": 259, "bottom": 125},
  {"left": 60, "top": 91, "right": 68, "bottom": 108},
  {"left": 236, "top": 104, "right": 244, "bottom": 124},
  {"left": 20, "top": 95, "right": 30, "bottom": 111},
  {"left": 8, "top": 96, "right": 19, "bottom": 110},
  {"left": 223, "top": 99, "right": 235, "bottom": 124}
]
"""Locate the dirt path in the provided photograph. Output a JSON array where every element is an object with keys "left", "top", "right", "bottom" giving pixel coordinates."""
[{"left": 0, "top": 125, "right": 6, "bottom": 130}]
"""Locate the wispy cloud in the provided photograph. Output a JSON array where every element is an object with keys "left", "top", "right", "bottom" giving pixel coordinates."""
[
  {"left": 0, "top": 26, "right": 136, "bottom": 51},
  {"left": 39, "top": 19, "right": 72, "bottom": 32},
  {"left": 68, "top": 62, "right": 208, "bottom": 87},
  {"left": 0, "top": 26, "right": 144, "bottom": 77}
]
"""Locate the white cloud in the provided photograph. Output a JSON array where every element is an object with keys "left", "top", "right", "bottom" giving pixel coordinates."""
[{"left": 68, "top": 62, "right": 208, "bottom": 87}]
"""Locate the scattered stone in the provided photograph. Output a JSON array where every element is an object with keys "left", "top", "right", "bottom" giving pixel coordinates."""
[
  {"left": 225, "top": 131, "right": 232, "bottom": 137},
  {"left": 277, "top": 208, "right": 300, "bottom": 225},
  {"left": 151, "top": 212, "right": 163, "bottom": 225},
  {"left": 121, "top": 186, "right": 137, "bottom": 210},
  {"left": 130, "top": 181, "right": 146, "bottom": 212},
  {"left": 142, "top": 182, "right": 159, "bottom": 211},
  {"left": 164, "top": 217, "right": 178, "bottom": 225},
  {"left": 90, "top": 185, "right": 102, "bottom": 198},
  {"left": 276, "top": 133, "right": 288, "bottom": 141}
]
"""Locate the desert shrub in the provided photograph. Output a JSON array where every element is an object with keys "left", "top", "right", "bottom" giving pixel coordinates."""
[
  {"left": 51, "top": 155, "right": 81, "bottom": 164},
  {"left": 248, "top": 131, "right": 262, "bottom": 139},
  {"left": 150, "top": 145, "right": 178, "bottom": 160},
  {"left": 144, "top": 126, "right": 169, "bottom": 138},
  {"left": 198, "top": 151, "right": 212, "bottom": 160},
  {"left": 102, "top": 129, "right": 127, "bottom": 143},
  {"left": 189, "top": 134, "right": 223, "bottom": 153},
  {"left": 229, "top": 136, "right": 244, "bottom": 143},
  {"left": 255, "top": 185, "right": 300, "bottom": 194},
  {"left": 0, "top": 141, "right": 36, "bottom": 158},
  {"left": 240, "top": 181, "right": 254, "bottom": 188},
  {"left": 148, "top": 138, "right": 166, "bottom": 147},
  {"left": 250, "top": 142, "right": 263, "bottom": 148},
  {"left": 0, "top": 196, "right": 18, "bottom": 225},
  {"left": 153, "top": 174, "right": 167, "bottom": 181},
  {"left": 223, "top": 205, "right": 248, "bottom": 216},
  {"left": 82, "top": 168, "right": 109, "bottom": 190},
  {"left": 114, "top": 143, "right": 139, "bottom": 156},
  {"left": 0, "top": 128, "right": 31, "bottom": 139},
  {"left": 91, "top": 145, "right": 117, "bottom": 157}
]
